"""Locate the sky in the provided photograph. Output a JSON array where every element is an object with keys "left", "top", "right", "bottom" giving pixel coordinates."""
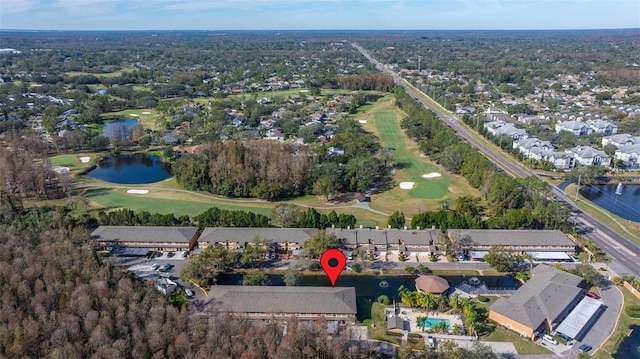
[{"left": 0, "top": 0, "right": 639, "bottom": 31}]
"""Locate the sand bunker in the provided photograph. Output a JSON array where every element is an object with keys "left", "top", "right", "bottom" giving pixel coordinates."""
[
  {"left": 79, "top": 156, "right": 90, "bottom": 163},
  {"left": 422, "top": 172, "right": 442, "bottom": 179},
  {"left": 126, "top": 189, "right": 149, "bottom": 195},
  {"left": 52, "top": 166, "right": 70, "bottom": 174},
  {"left": 358, "top": 120, "right": 367, "bottom": 124},
  {"left": 399, "top": 182, "right": 415, "bottom": 190},
  {"left": 129, "top": 114, "right": 139, "bottom": 117},
  {"left": 141, "top": 111, "right": 151, "bottom": 115}
]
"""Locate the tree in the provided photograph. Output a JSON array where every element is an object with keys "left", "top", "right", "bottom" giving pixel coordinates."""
[
  {"left": 573, "top": 263, "right": 605, "bottom": 287},
  {"left": 313, "top": 175, "right": 339, "bottom": 201},
  {"left": 302, "top": 231, "right": 340, "bottom": 258},
  {"left": 483, "top": 246, "right": 516, "bottom": 272},
  {"left": 283, "top": 267, "right": 302, "bottom": 286},
  {"left": 242, "top": 271, "right": 271, "bottom": 286},
  {"left": 270, "top": 204, "right": 303, "bottom": 228},
  {"left": 377, "top": 295, "right": 391, "bottom": 305},
  {"left": 240, "top": 235, "right": 269, "bottom": 267},
  {"left": 388, "top": 211, "right": 405, "bottom": 229}
]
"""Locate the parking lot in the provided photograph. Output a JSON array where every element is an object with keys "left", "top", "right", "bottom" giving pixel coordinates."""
[{"left": 108, "top": 251, "right": 201, "bottom": 298}]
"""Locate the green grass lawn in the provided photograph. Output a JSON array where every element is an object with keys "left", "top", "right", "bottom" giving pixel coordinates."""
[
  {"left": 86, "top": 188, "right": 273, "bottom": 217},
  {"left": 481, "top": 326, "right": 552, "bottom": 355},
  {"left": 49, "top": 153, "right": 100, "bottom": 171},
  {"left": 374, "top": 111, "right": 449, "bottom": 199},
  {"left": 101, "top": 108, "right": 158, "bottom": 130}
]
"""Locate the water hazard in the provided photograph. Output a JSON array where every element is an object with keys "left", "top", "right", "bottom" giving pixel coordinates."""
[{"left": 85, "top": 154, "right": 172, "bottom": 184}]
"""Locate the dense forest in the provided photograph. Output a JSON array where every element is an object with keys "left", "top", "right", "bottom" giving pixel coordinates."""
[
  {"left": 173, "top": 117, "right": 390, "bottom": 200},
  {"left": 0, "top": 204, "right": 507, "bottom": 358}
]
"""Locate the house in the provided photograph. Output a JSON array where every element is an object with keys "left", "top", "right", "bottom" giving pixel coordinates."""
[
  {"left": 555, "top": 121, "right": 592, "bottom": 136},
  {"left": 91, "top": 226, "right": 199, "bottom": 252},
  {"left": 565, "top": 146, "right": 610, "bottom": 166},
  {"left": 489, "top": 264, "right": 585, "bottom": 339},
  {"left": 615, "top": 144, "right": 640, "bottom": 168},
  {"left": 446, "top": 229, "right": 576, "bottom": 261},
  {"left": 203, "top": 286, "right": 357, "bottom": 323}
]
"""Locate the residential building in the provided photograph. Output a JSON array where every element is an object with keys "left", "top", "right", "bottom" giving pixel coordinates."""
[
  {"left": 555, "top": 120, "right": 592, "bottom": 136},
  {"left": 489, "top": 264, "right": 585, "bottom": 339},
  {"left": 602, "top": 134, "right": 640, "bottom": 148},
  {"left": 615, "top": 144, "right": 640, "bottom": 168},
  {"left": 565, "top": 146, "right": 610, "bottom": 166},
  {"left": 327, "top": 227, "right": 440, "bottom": 258},
  {"left": 446, "top": 229, "right": 576, "bottom": 261},
  {"left": 484, "top": 120, "right": 528, "bottom": 140},
  {"left": 91, "top": 226, "right": 199, "bottom": 252},
  {"left": 203, "top": 286, "right": 357, "bottom": 323},
  {"left": 587, "top": 119, "right": 618, "bottom": 135},
  {"left": 198, "top": 227, "right": 317, "bottom": 254}
]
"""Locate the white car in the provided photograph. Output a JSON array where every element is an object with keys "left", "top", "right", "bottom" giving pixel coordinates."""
[
  {"left": 543, "top": 334, "right": 558, "bottom": 345},
  {"left": 185, "top": 289, "right": 194, "bottom": 297}
]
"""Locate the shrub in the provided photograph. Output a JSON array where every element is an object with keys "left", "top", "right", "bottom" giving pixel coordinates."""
[
  {"left": 408, "top": 333, "right": 422, "bottom": 338},
  {"left": 477, "top": 296, "right": 489, "bottom": 303},
  {"left": 377, "top": 295, "right": 391, "bottom": 305},
  {"left": 405, "top": 265, "right": 417, "bottom": 274},
  {"left": 626, "top": 305, "right": 640, "bottom": 318},
  {"left": 308, "top": 261, "right": 321, "bottom": 271}
]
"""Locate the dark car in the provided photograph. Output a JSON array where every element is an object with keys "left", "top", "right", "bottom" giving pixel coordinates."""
[
  {"left": 578, "top": 344, "right": 592, "bottom": 352},
  {"left": 585, "top": 291, "right": 600, "bottom": 299}
]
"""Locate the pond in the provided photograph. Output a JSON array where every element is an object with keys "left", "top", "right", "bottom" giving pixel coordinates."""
[
  {"left": 614, "top": 325, "right": 640, "bottom": 359},
  {"left": 103, "top": 119, "right": 139, "bottom": 139},
  {"left": 85, "top": 154, "right": 172, "bottom": 184},
  {"left": 216, "top": 274, "right": 520, "bottom": 301},
  {"left": 581, "top": 184, "right": 640, "bottom": 223}
]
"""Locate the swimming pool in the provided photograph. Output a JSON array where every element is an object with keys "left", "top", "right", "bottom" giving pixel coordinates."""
[{"left": 417, "top": 317, "right": 451, "bottom": 329}]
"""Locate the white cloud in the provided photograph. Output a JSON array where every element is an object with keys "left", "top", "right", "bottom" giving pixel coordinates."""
[{"left": 0, "top": 0, "right": 36, "bottom": 14}]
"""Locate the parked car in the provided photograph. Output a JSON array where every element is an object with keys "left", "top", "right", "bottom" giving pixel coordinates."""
[
  {"left": 181, "top": 251, "right": 188, "bottom": 258},
  {"left": 167, "top": 252, "right": 175, "bottom": 258},
  {"left": 543, "top": 334, "right": 558, "bottom": 345},
  {"left": 427, "top": 336, "right": 436, "bottom": 348},
  {"left": 151, "top": 264, "right": 160, "bottom": 271},
  {"left": 578, "top": 344, "right": 592, "bottom": 352},
  {"left": 347, "top": 251, "right": 354, "bottom": 260},
  {"left": 556, "top": 332, "right": 572, "bottom": 343},
  {"left": 585, "top": 291, "right": 600, "bottom": 299},
  {"left": 184, "top": 289, "right": 194, "bottom": 297},
  {"left": 159, "top": 263, "right": 174, "bottom": 272}
]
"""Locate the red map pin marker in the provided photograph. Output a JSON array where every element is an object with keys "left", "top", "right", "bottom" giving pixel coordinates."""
[{"left": 320, "top": 248, "right": 346, "bottom": 287}]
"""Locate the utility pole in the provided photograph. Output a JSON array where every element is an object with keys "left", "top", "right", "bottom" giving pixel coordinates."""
[{"left": 575, "top": 174, "right": 581, "bottom": 201}]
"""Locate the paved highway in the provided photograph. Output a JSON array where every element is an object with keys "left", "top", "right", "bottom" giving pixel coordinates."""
[{"left": 353, "top": 43, "right": 640, "bottom": 278}]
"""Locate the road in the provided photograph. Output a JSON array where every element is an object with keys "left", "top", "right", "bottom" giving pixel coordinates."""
[{"left": 352, "top": 42, "right": 640, "bottom": 278}]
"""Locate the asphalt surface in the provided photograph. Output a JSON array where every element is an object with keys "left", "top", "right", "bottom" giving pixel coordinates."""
[{"left": 352, "top": 42, "right": 640, "bottom": 279}]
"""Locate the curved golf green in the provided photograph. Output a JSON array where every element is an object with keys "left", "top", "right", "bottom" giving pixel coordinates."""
[{"left": 374, "top": 111, "right": 449, "bottom": 199}]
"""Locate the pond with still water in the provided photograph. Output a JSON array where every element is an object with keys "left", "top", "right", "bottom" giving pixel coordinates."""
[
  {"left": 581, "top": 184, "right": 640, "bottom": 223},
  {"left": 216, "top": 274, "right": 519, "bottom": 301},
  {"left": 614, "top": 325, "right": 640, "bottom": 359},
  {"left": 85, "top": 154, "right": 172, "bottom": 184}
]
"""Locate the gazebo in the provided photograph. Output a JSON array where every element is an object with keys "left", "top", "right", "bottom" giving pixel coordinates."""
[{"left": 415, "top": 275, "right": 450, "bottom": 295}]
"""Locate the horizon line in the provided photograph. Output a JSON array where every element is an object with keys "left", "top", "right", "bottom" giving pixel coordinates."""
[{"left": 1, "top": 27, "right": 639, "bottom": 32}]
